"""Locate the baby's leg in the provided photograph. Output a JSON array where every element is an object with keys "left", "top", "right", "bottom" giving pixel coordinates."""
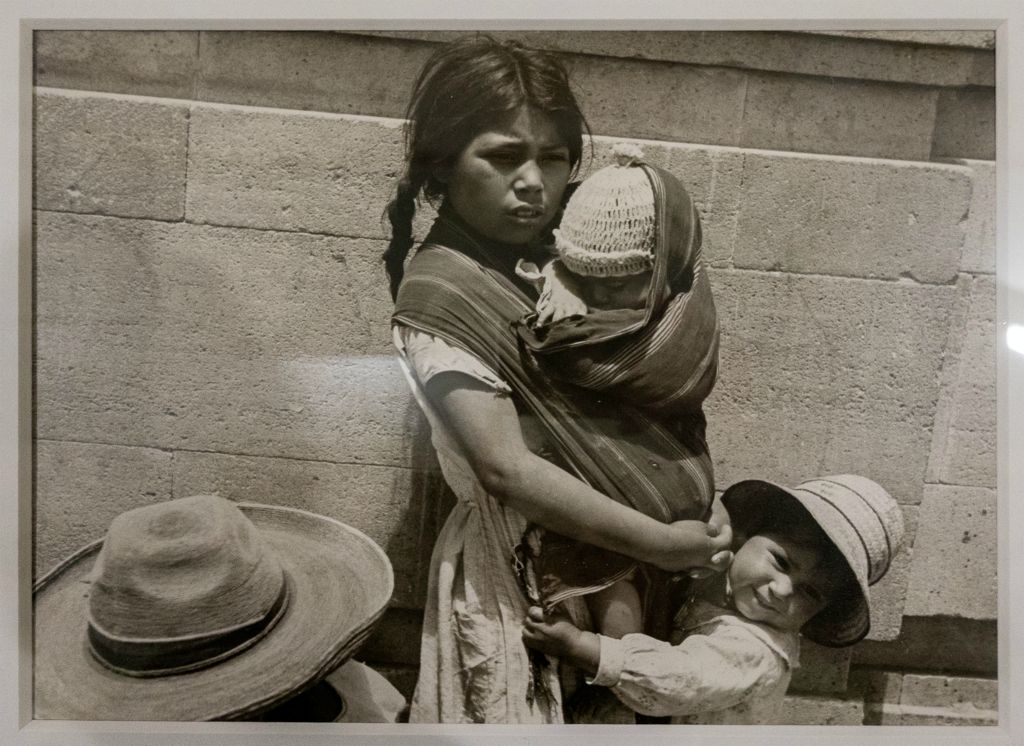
[{"left": 586, "top": 578, "right": 642, "bottom": 639}]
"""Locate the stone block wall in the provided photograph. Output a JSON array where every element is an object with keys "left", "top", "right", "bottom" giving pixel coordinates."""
[{"left": 32, "top": 30, "right": 997, "bottom": 725}]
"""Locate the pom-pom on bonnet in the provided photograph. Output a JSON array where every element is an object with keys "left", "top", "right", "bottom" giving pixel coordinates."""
[{"left": 554, "top": 142, "right": 656, "bottom": 277}]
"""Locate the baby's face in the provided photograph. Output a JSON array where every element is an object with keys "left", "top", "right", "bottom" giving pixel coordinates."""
[
  {"left": 576, "top": 271, "right": 654, "bottom": 311},
  {"left": 727, "top": 531, "right": 837, "bottom": 633}
]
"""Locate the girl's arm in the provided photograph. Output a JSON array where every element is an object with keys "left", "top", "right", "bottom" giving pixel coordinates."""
[{"left": 425, "top": 372, "right": 731, "bottom": 572}]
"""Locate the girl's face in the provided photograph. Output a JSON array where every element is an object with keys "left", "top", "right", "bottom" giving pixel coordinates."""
[
  {"left": 577, "top": 271, "right": 655, "bottom": 311},
  {"left": 443, "top": 107, "right": 572, "bottom": 246},
  {"left": 727, "top": 531, "right": 837, "bottom": 633}
]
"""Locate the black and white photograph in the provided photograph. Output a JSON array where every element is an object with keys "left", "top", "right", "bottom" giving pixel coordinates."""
[{"left": 3, "top": 3, "right": 1023, "bottom": 743}]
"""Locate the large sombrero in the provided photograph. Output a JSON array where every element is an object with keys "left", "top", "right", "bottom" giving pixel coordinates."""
[{"left": 34, "top": 495, "right": 394, "bottom": 721}]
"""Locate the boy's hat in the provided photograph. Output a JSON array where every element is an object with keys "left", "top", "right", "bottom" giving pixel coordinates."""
[
  {"left": 554, "top": 142, "right": 656, "bottom": 277},
  {"left": 721, "top": 475, "right": 904, "bottom": 647},
  {"left": 34, "top": 494, "right": 394, "bottom": 721}
]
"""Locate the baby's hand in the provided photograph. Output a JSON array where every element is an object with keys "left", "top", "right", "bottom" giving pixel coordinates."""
[
  {"left": 522, "top": 606, "right": 602, "bottom": 673},
  {"left": 537, "top": 260, "right": 588, "bottom": 325},
  {"left": 522, "top": 606, "right": 579, "bottom": 657},
  {"left": 656, "top": 519, "right": 734, "bottom": 575}
]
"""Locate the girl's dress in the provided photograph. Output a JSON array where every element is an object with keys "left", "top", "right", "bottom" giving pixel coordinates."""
[{"left": 395, "top": 327, "right": 564, "bottom": 723}]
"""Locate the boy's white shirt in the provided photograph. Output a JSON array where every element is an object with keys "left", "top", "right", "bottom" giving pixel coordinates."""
[{"left": 589, "top": 598, "right": 800, "bottom": 724}]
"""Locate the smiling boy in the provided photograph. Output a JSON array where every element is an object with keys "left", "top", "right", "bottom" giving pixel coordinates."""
[{"left": 522, "top": 475, "right": 904, "bottom": 724}]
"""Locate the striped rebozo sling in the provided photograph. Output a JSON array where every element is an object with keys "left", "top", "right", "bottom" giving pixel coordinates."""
[
  {"left": 515, "top": 162, "right": 719, "bottom": 428},
  {"left": 393, "top": 175, "right": 715, "bottom": 635}
]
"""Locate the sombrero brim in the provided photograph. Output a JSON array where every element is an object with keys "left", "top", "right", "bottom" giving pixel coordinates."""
[
  {"left": 34, "top": 503, "right": 394, "bottom": 721},
  {"left": 721, "top": 481, "right": 871, "bottom": 647}
]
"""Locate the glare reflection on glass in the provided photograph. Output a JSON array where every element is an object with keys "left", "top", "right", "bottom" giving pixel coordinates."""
[{"left": 1007, "top": 324, "right": 1024, "bottom": 355}]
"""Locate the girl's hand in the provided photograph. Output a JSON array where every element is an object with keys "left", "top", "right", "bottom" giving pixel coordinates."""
[
  {"left": 522, "top": 606, "right": 601, "bottom": 672},
  {"left": 537, "top": 260, "right": 588, "bottom": 324},
  {"left": 654, "top": 520, "right": 734, "bottom": 574}
]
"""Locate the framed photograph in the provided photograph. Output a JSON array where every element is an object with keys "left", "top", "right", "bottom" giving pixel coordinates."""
[{"left": 3, "top": 1, "right": 1021, "bottom": 744}]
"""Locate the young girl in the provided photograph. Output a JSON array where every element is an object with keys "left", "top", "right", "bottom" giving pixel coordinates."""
[
  {"left": 522, "top": 474, "right": 906, "bottom": 724},
  {"left": 514, "top": 144, "right": 720, "bottom": 647},
  {"left": 385, "top": 36, "right": 731, "bottom": 723}
]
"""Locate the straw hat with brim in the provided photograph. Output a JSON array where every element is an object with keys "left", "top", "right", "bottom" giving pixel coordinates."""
[
  {"left": 720, "top": 475, "right": 904, "bottom": 648},
  {"left": 34, "top": 495, "right": 394, "bottom": 721}
]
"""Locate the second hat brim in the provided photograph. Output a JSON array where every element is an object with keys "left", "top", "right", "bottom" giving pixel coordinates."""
[{"left": 34, "top": 503, "right": 393, "bottom": 721}]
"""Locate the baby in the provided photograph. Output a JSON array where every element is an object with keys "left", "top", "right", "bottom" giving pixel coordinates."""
[
  {"left": 522, "top": 475, "right": 905, "bottom": 724},
  {"left": 516, "top": 144, "right": 719, "bottom": 649},
  {"left": 524, "top": 142, "right": 671, "bottom": 324}
]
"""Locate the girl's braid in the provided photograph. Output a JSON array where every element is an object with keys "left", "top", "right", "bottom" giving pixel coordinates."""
[{"left": 383, "top": 167, "right": 428, "bottom": 301}]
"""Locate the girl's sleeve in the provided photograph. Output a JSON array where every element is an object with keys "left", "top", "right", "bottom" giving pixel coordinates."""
[
  {"left": 393, "top": 325, "right": 511, "bottom": 394},
  {"left": 588, "top": 626, "right": 789, "bottom": 717}
]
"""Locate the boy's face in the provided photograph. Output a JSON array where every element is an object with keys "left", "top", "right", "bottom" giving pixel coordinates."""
[
  {"left": 727, "top": 531, "right": 838, "bottom": 633},
  {"left": 576, "top": 271, "right": 654, "bottom": 311}
]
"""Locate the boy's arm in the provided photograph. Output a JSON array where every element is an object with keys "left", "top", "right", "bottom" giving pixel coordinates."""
[
  {"left": 523, "top": 607, "right": 788, "bottom": 719},
  {"left": 591, "top": 627, "right": 789, "bottom": 718}
]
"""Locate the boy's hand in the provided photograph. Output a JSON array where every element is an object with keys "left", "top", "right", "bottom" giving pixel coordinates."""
[
  {"left": 522, "top": 606, "right": 601, "bottom": 672},
  {"left": 655, "top": 519, "right": 734, "bottom": 575},
  {"left": 537, "top": 260, "right": 588, "bottom": 325}
]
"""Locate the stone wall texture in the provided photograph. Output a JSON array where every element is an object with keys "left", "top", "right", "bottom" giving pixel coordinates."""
[{"left": 31, "top": 30, "right": 997, "bottom": 725}]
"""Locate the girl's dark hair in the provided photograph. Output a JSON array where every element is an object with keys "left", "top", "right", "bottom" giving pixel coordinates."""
[{"left": 383, "top": 34, "right": 590, "bottom": 300}]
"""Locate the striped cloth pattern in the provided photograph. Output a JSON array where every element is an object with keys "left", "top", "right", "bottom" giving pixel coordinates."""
[
  {"left": 393, "top": 209, "right": 713, "bottom": 634},
  {"left": 516, "top": 163, "right": 720, "bottom": 427}
]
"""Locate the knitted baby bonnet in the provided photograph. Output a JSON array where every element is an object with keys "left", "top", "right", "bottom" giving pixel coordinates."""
[{"left": 554, "top": 142, "right": 655, "bottom": 277}]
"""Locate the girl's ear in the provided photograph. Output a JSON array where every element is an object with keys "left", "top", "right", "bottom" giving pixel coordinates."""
[{"left": 433, "top": 165, "right": 450, "bottom": 185}]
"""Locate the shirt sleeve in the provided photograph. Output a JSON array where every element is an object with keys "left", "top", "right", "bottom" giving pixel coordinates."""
[
  {"left": 592, "top": 626, "right": 790, "bottom": 717},
  {"left": 394, "top": 325, "right": 511, "bottom": 394}
]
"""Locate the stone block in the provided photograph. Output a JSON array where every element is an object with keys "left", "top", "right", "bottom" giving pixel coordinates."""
[
  {"left": 904, "top": 485, "right": 997, "bottom": 619},
  {"left": 787, "top": 643, "right": 850, "bottom": 694},
  {"left": 849, "top": 669, "right": 903, "bottom": 703},
  {"left": 34, "top": 30, "right": 200, "bottom": 99},
  {"left": 864, "top": 505, "right": 917, "bottom": 641},
  {"left": 853, "top": 616, "right": 997, "bottom": 677},
  {"left": 895, "top": 704, "right": 998, "bottom": 726},
  {"left": 732, "top": 153, "right": 971, "bottom": 283},
  {"left": 950, "top": 159, "right": 996, "bottom": 275},
  {"left": 34, "top": 440, "right": 173, "bottom": 579},
  {"left": 588, "top": 139, "right": 744, "bottom": 267},
  {"left": 778, "top": 694, "right": 864, "bottom": 725},
  {"left": 171, "top": 451, "right": 426, "bottom": 608},
  {"left": 185, "top": 104, "right": 429, "bottom": 238},
  {"left": 34, "top": 212, "right": 412, "bottom": 467},
  {"left": 900, "top": 674, "right": 997, "bottom": 711},
  {"left": 740, "top": 72, "right": 938, "bottom": 161},
  {"left": 849, "top": 670, "right": 904, "bottom": 725},
  {"left": 363, "top": 30, "right": 993, "bottom": 89},
  {"left": 568, "top": 54, "right": 748, "bottom": 147},
  {"left": 33, "top": 89, "right": 189, "bottom": 221},
  {"left": 812, "top": 31, "right": 994, "bottom": 49},
  {"left": 197, "top": 31, "right": 427, "bottom": 119},
  {"left": 705, "top": 269, "right": 957, "bottom": 507},
  {"left": 927, "top": 275, "right": 997, "bottom": 487},
  {"left": 932, "top": 88, "right": 997, "bottom": 161}
]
